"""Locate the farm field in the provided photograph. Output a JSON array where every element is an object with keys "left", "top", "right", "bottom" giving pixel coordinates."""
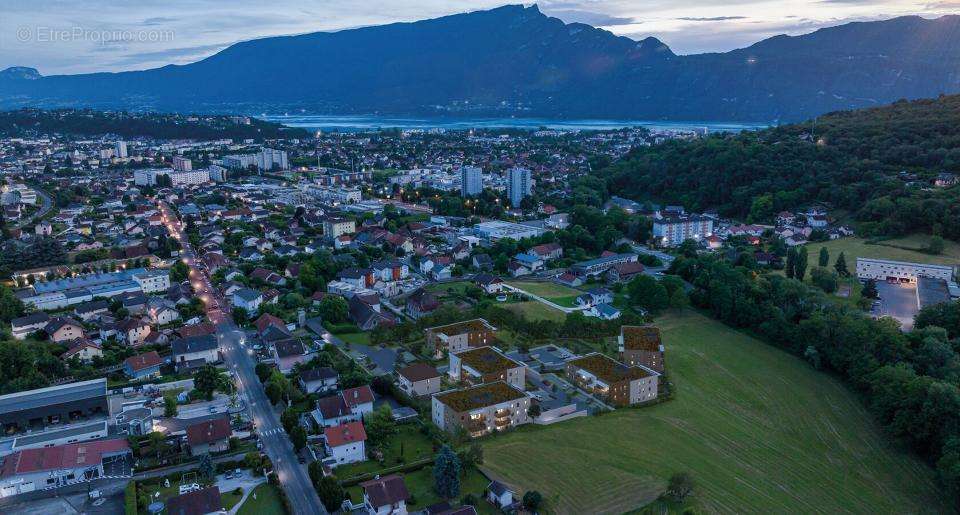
[
  {"left": 482, "top": 310, "right": 944, "bottom": 515},
  {"left": 506, "top": 281, "right": 582, "bottom": 307},
  {"left": 503, "top": 301, "right": 566, "bottom": 323}
]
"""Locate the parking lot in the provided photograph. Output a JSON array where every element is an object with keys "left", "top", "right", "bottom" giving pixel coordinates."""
[{"left": 873, "top": 281, "right": 919, "bottom": 330}]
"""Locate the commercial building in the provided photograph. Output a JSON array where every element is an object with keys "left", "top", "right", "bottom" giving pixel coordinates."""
[
  {"left": 0, "top": 379, "right": 110, "bottom": 457},
  {"left": 18, "top": 268, "right": 169, "bottom": 311},
  {"left": 449, "top": 346, "right": 525, "bottom": 390},
  {"left": 461, "top": 166, "right": 483, "bottom": 197},
  {"left": 425, "top": 318, "right": 498, "bottom": 358},
  {"left": 565, "top": 353, "right": 659, "bottom": 407},
  {"left": 473, "top": 220, "right": 546, "bottom": 241},
  {"left": 0, "top": 439, "right": 132, "bottom": 498},
  {"left": 168, "top": 169, "right": 209, "bottom": 186},
  {"left": 856, "top": 258, "right": 955, "bottom": 283},
  {"left": 507, "top": 167, "right": 532, "bottom": 207},
  {"left": 653, "top": 214, "right": 714, "bottom": 246},
  {"left": 432, "top": 382, "right": 531, "bottom": 438}
]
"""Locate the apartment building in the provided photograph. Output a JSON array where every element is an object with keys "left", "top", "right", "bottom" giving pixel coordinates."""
[
  {"left": 396, "top": 363, "right": 442, "bottom": 397},
  {"left": 432, "top": 382, "right": 531, "bottom": 438},
  {"left": 565, "top": 353, "right": 659, "bottom": 407},
  {"left": 323, "top": 217, "right": 356, "bottom": 239},
  {"left": 449, "top": 346, "right": 525, "bottom": 390},
  {"left": 619, "top": 325, "right": 665, "bottom": 372},
  {"left": 652, "top": 214, "right": 714, "bottom": 247},
  {"left": 425, "top": 318, "right": 498, "bottom": 358}
]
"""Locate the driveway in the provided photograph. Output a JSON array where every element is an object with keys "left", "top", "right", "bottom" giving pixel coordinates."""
[{"left": 875, "top": 281, "right": 918, "bottom": 330}]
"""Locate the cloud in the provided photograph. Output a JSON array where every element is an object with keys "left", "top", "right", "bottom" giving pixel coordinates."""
[
  {"left": 108, "top": 42, "right": 228, "bottom": 67},
  {"left": 142, "top": 17, "right": 178, "bottom": 26},
  {"left": 677, "top": 16, "right": 748, "bottom": 22},
  {"left": 543, "top": 9, "right": 635, "bottom": 26},
  {"left": 924, "top": 1, "right": 960, "bottom": 8}
]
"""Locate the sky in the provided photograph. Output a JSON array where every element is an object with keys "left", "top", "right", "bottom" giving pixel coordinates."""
[{"left": 1, "top": 0, "right": 957, "bottom": 75}]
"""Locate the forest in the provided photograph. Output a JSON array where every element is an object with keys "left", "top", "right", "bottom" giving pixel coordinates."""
[{"left": 600, "top": 95, "right": 960, "bottom": 240}]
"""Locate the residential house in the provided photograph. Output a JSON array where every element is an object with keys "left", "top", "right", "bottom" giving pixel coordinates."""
[
  {"left": 62, "top": 338, "right": 103, "bottom": 363},
  {"left": 148, "top": 299, "right": 181, "bottom": 326},
  {"left": 311, "top": 386, "right": 375, "bottom": 427},
  {"left": 117, "top": 318, "right": 152, "bottom": 346},
  {"left": 606, "top": 262, "right": 645, "bottom": 283},
  {"left": 565, "top": 353, "right": 659, "bottom": 407},
  {"left": 576, "top": 288, "right": 613, "bottom": 307},
  {"left": 473, "top": 273, "right": 503, "bottom": 294},
  {"left": 405, "top": 289, "right": 440, "bottom": 319},
  {"left": 619, "top": 326, "right": 665, "bottom": 373},
  {"left": 449, "top": 346, "right": 525, "bottom": 389},
  {"left": 529, "top": 243, "right": 563, "bottom": 261},
  {"left": 360, "top": 474, "right": 410, "bottom": 515},
  {"left": 323, "top": 420, "right": 367, "bottom": 467},
  {"left": 185, "top": 417, "right": 231, "bottom": 456},
  {"left": 232, "top": 288, "right": 262, "bottom": 314},
  {"left": 554, "top": 272, "right": 583, "bottom": 288},
  {"left": 165, "top": 487, "right": 223, "bottom": 515},
  {"left": 348, "top": 294, "right": 395, "bottom": 331},
  {"left": 431, "top": 382, "right": 531, "bottom": 438},
  {"left": 123, "top": 351, "right": 162, "bottom": 381},
  {"left": 425, "top": 319, "right": 498, "bottom": 358},
  {"left": 11, "top": 312, "right": 50, "bottom": 339},
  {"left": 588, "top": 303, "right": 621, "bottom": 320},
  {"left": 486, "top": 481, "right": 516, "bottom": 511},
  {"left": 171, "top": 335, "right": 219, "bottom": 372},
  {"left": 299, "top": 367, "right": 339, "bottom": 395},
  {"left": 273, "top": 339, "right": 311, "bottom": 374},
  {"left": 45, "top": 317, "right": 85, "bottom": 343},
  {"left": 396, "top": 363, "right": 442, "bottom": 397},
  {"left": 73, "top": 300, "right": 110, "bottom": 322},
  {"left": 472, "top": 254, "right": 493, "bottom": 271}
]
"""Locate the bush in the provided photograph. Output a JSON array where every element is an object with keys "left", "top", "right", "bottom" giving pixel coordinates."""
[{"left": 124, "top": 481, "right": 138, "bottom": 515}]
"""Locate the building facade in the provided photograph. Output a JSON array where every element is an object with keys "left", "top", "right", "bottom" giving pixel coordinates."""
[
  {"left": 425, "top": 319, "right": 498, "bottom": 358},
  {"left": 432, "top": 382, "right": 531, "bottom": 438},
  {"left": 507, "top": 167, "right": 532, "bottom": 207},
  {"left": 856, "top": 258, "right": 955, "bottom": 283},
  {"left": 565, "top": 353, "right": 659, "bottom": 407},
  {"left": 652, "top": 215, "right": 714, "bottom": 247},
  {"left": 461, "top": 166, "right": 483, "bottom": 197}
]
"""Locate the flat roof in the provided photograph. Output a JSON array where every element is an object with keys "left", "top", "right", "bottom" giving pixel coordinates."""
[
  {"left": 0, "top": 378, "right": 107, "bottom": 416},
  {"left": 568, "top": 353, "right": 654, "bottom": 384},
  {"left": 918, "top": 276, "right": 952, "bottom": 309},
  {"left": 435, "top": 382, "right": 526, "bottom": 412},
  {"left": 856, "top": 258, "right": 954, "bottom": 271},
  {"left": 13, "top": 421, "right": 108, "bottom": 447},
  {"left": 427, "top": 318, "right": 495, "bottom": 337},
  {"left": 456, "top": 346, "right": 522, "bottom": 374}
]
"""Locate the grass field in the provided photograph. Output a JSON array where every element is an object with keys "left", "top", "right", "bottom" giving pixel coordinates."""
[
  {"left": 482, "top": 310, "right": 944, "bottom": 514},
  {"left": 804, "top": 236, "right": 960, "bottom": 271},
  {"left": 503, "top": 301, "right": 566, "bottom": 323},
  {"left": 507, "top": 281, "right": 582, "bottom": 307},
  {"left": 237, "top": 483, "right": 286, "bottom": 515},
  {"left": 335, "top": 424, "right": 435, "bottom": 479},
  {"left": 338, "top": 332, "right": 371, "bottom": 346}
]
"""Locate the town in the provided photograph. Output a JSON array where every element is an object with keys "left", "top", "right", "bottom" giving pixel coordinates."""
[{"left": 0, "top": 112, "right": 957, "bottom": 515}]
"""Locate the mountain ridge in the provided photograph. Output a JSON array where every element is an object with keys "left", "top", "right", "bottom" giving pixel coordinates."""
[{"left": 2, "top": 4, "right": 960, "bottom": 122}]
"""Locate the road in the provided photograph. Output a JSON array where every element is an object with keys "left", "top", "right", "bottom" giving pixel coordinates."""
[
  {"left": 14, "top": 186, "right": 53, "bottom": 229},
  {"left": 158, "top": 202, "right": 327, "bottom": 515}
]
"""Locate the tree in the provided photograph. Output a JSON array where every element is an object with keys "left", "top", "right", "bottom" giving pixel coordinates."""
[
  {"left": 198, "top": 453, "right": 214, "bottom": 479},
  {"left": 194, "top": 365, "right": 228, "bottom": 401},
  {"left": 244, "top": 451, "right": 264, "bottom": 474},
  {"left": 928, "top": 235, "right": 946, "bottom": 255},
  {"left": 522, "top": 490, "right": 543, "bottom": 512},
  {"left": 290, "top": 426, "right": 307, "bottom": 451},
  {"left": 147, "top": 431, "right": 170, "bottom": 460},
  {"left": 365, "top": 405, "right": 398, "bottom": 451},
  {"left": 318, "top": 296, "right": 349, "bottom": 324},
  {"left": 818, "top": 247, "right": 829, "bottom": 267},
  {"left": 785, "top": 247, "right": 797, "bottom": 278},
  {"left": 433, "top": 445, "right": 461, "bottom": 499},
  {"left": 810, "top": 267, "right": 838, "bottom": 293},
  {"left": 794, "top": 246, "right": 809, "bottom": 281},
  {"left": 459, "top": 442, "right": 484, "bottom": 469},
  {"left": 666, "top": 472, "right": 694, "bottom": 502},
  {"left": 163, "top": 393, "right": 178, "bottom": 417},
  {"left": 170, "top": 260, "right": 189, "bottom": 283},
  {"left": 527, "top": 404, "right": 542, "bottom": 418},
  {"left": 232, "top": 307, "right": 248, "bottom": 325},
  {"left": 0, "top": 285, "right": 25, "bottom": 324},
  {"left": 834, "top": 252, "right": 850, "bottom": 277},
  {"left": 862, "top": 279, "right": 879, "bottom": 299},
  {"left": 627, "top": 275, "right": 669, "bottom": 313},
  {"left": 255, "top": 362, "right": 273, "bottom": 383},
  {"left": 281, "top": 408, "right": 299, "bottom": 434},
  {"left": 314, "top": 471, "right": 345, "bottom": 512}
]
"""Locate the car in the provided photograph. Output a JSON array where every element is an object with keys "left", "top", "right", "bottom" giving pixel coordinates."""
[{"left": 208, "top": 406, "right": 217, "bottom": 413}]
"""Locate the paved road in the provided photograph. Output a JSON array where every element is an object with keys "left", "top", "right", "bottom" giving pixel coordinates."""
[
  {"left": 158, "top": 202, "right": 327, "bottom": 515},
  {"left": 14, "top": 186, "right": 53, "bottom": 229}
]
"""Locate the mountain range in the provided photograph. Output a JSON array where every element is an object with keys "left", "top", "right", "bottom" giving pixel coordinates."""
[{"left": 2, "top": 4, "right": 960, "bottom": 122}]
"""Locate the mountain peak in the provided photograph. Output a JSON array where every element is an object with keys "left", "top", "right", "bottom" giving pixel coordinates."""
[{"left": 0, "top": 67, "right": 41, "bottom": 80}]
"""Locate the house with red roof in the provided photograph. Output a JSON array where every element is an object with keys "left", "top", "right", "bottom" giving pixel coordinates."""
[
  {"left": 360, "top": 474, "right": 411, "bottom": 515},
  {"left": 123, "top": 351, "right": 162, "bottom": 380},
  {"left": 323, "top": 420, "right": 367, "bottom": 467},
  {"left": 185, "top": 416, "right": 232, "bottom": 456},
  {"left": 165, "top": 486, "right": 223, "bottom": 515},
  {"left": 0, "top": 439, "right": 131, "bottom": 498}
]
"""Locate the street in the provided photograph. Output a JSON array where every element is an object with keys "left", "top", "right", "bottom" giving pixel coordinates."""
[{"left": 158, "top": 202, "right": 327, "bottom": 515}]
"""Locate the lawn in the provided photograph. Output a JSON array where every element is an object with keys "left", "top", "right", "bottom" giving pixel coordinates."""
[
  {"left": 237, "top": 483, "right": 287, "bottom": 515},
  {"left": 503, "top": 301, "right": 566, "bottom": 323},
  {"left": 506, "top": 281, "right": 582, "bottom": 307},
  {"left": 426, "top": 281, "right": 474, "bottom": 296},
  {"left": 334, "top": 424, "right": 436, "bottom": 480},
  {"left": 804, "top": 236, "right": 960, "bottom": 271},
  {"left": 222, "top": 488, "right": 244, "bottom": 510},
  {"left": 482, "top": 310, "right": 945, "bottom": 515},
  {"left": 338, "top": 332, "right": 371, "bottom": 346}
]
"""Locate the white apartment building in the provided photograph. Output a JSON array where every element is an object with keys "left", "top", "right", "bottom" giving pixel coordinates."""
[
  {"left": 257, "top": 148, "right": 289, "bottom": 171},
  {"left": 507, "top": 167, "right": 532, "bottom": 207},
  {"left": 652, "top": 215, "right": 714, "bottom": 246},
  {"left": 114, "top": 141, "right": 128, "bottom": 158},
  {"left": 461, "top": 166, "right": 483, "bottom": 197},
  {"left": 171, "top": 156, "right": 192, "bottom": 171},
  {"left": 168, "top": 169, "right": 209, "bottom": 186},
  {"left": 208, "top": 164, "right": 228, "bottom": 182}
]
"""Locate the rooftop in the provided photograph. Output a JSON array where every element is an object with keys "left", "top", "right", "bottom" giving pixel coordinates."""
[
  {"left": 455, "top": 346, "right": 522, "bottom": 374},
  {"left": 621, "top": 326, "right": 663, "bottom": 352},
  {"left": 568, "top": 353, "right": 655, "bottom": 384},
  {"left": 0, "top": 378, "right": 106, "bottom": 416},
  {"left": 435, "top": 381, "right": 526, "bottom": 412},
  {"left": 427, "top": 318, "right": 495, "bottom": 337}
]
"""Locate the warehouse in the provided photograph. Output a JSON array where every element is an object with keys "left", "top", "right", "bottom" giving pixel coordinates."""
[{"left": 855, "top": 258, "right": 954, "bottom": 284}]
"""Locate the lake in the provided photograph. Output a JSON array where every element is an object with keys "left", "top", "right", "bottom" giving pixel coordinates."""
[{"left": 261, "top": 114, "right": 768, "bottom": 132}]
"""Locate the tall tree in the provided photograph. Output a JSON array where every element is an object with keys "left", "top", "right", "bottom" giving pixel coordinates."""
[
  {"left": 198, "top": 453, "right": 214, "bottom": 479},
  {"left": 433, "top": 445, "right": 461, "bottom": 499},
  {"left": 818, "top": 247, "right": 829, "bottom": 267},
  {"left": 795, "top": 247, "right": 809, "bottom": 282},
  {"left": 834, "top": 252, "right": 849, "bottom": 277},
  {"left": 785, "top": 247, "right": 797, "bottom": 279}
]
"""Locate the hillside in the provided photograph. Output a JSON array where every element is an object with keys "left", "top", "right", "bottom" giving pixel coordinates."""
[
  {"left": 2, "top": 5, "right": 960, "bottom": 122},
  {"left": 600, "top": 94, "right": 960, "bottom": 240},
  {"left": 483, "top": 310, "right": 945, "bottom": 514}
]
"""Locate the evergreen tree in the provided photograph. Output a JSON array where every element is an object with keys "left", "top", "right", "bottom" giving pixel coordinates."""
[
  {"left": 198, "top": 453, "right": 214, "bottom": 479},
  {"left": 795, "top": 246, "right": 809, "bottom": 281},
  {"left": 834, "top": 252, "right": 849, "bottom": 277},
  {"left": 785, "top": 247, "right": 797, "bottom": 279},
  {"left": 433, "top": 445, "right": 461, "bottom": 499},
  {"left": 818, "top": 247, "right": 829, "bottom": 267}
]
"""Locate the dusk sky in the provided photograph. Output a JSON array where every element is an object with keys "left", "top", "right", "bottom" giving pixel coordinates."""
[{"left": 1, "top": 0, "right": 957, "bottom": 75}]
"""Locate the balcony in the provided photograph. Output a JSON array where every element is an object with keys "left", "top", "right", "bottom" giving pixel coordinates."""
[
  {"left": 494, "top": 408, "right": 511, "bottom": 419},
  {"left": 494, "top": 417, "right": 512, "bottom": 428}
]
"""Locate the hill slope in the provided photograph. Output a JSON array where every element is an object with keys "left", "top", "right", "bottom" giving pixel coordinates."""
[{"left": 2, "top": 5, "right": 960, "bottom": 122}]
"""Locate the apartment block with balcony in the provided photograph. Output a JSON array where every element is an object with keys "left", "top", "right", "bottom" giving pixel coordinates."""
[
  {"left": 431, "top": 382, "right": 530, "bottom": 438},
  {"left": 425, "top": 318, "right": 498, "bottom": 358},
  {"left": 565, "top": 353, "right": 659, "bottom": 407},
  {"left": 619, "top": 325, "right": 665, "bottom": 373},
  {"left": 449, "top": 346, "right": 525, "bottom": 390}
]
